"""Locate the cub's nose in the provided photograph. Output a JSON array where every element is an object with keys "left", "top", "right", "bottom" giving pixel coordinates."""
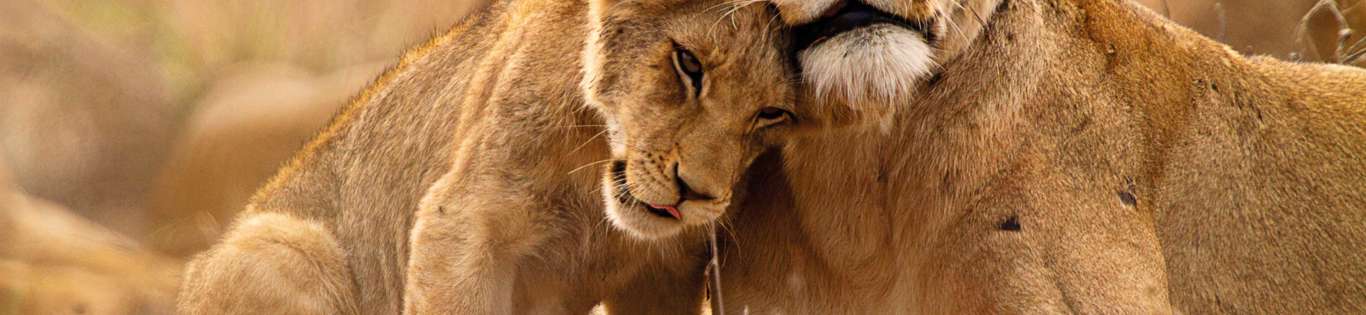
[{"left": 674, "top": 165, "right": 715, "bottom": 202}]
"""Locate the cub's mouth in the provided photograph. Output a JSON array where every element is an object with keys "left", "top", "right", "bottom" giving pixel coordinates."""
[
  {"left": 791, "top": 0, "right": 931, "bottom": 52},
  {"left": 609, "top": 161, "right": 681, "bottom": 220}
]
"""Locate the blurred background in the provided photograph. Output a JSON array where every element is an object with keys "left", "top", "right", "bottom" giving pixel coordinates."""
[{"left": 0, "top": 0, "right": 1361, "bottom": 313}]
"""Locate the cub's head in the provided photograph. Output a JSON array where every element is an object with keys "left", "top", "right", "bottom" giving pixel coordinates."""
[
  {"left": 772, "top": 0, "right": 1002, "bottom": 127},
  {"left": 582, "top": 0, "right": 800, "bottom": 240}
]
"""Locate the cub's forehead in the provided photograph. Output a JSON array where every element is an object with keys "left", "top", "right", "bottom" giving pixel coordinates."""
[
  {"left": 667, "top": 3, "right": 788, "bottom": 57},
  {"left": 769, "top": 0, "right": 941, "bottom": 25},
  {"left": 609, "top": 0, "right": 777, "bottom": 21},
  {"left": 599, "top": 0, "right": 787, "bottom": 47}
]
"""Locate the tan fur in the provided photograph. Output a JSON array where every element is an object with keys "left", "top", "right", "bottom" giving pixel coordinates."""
[
  {"left": 179, "top": 0, "right": 797, "bottom": 313},
  {"left": 718, "top": 0, "right": 1366, "bottom": 313},
  {"left": 404, "top": 0, "right": 799, "bottom": 312},
  {"left": 580, "top": 0, "right": 804, "bottom": 240}
]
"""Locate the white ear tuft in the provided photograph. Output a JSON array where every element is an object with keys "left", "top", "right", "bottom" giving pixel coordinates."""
[{"left": 580, "top": 1, "right": 609, "bottom": 109}]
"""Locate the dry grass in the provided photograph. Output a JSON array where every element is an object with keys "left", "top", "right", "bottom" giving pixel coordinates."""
[
  {"left": 0, "top": 1, "right": 473, "bottom": 313},
  {"left": 1137, "top": 0, "right": 1365, "bottom": 66},
  {"left": 0, "top": 0, "right": 476, "bottom": 239},
  {"left": 1296, "top": 0, "right": 1366, "bottom": 65}
]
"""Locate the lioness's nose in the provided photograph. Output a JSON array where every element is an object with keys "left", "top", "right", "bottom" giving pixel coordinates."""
[{"left": 673, "top": 164, "right": 715, "bottom": 202}]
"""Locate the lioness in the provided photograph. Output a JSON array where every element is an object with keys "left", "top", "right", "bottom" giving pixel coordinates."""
[
  {"left": 686, "top": 0, "right": 1366, "bottom": 313},
  {"left": 179, "top": 0, "right": 804, "bottom": 313}
]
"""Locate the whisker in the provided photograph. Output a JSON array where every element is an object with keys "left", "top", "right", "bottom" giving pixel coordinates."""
[
  {"left": 555, "top": 124, "right": 608, "bottom": 129},
  {"left": 570, "top": 159, "right": 615, "bottom": 175},
  {"left": 570, "top": 129, "right": 610, "bottom": 154}
]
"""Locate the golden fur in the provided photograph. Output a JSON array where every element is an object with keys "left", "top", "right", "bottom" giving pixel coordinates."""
[
  {"left": 179, "top": 0, "right": 798, "bottom": 313},
  {"left": 404, "top": 0, "right": 798, "bottom": 313},
  {"left": 716, "top": 0, "right": 1366, "bottom": 313}
]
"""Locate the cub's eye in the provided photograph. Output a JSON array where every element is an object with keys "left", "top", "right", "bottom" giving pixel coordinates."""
[
  {"left": 755, "top": 107, "right": 794, "bottom": 126},
  {"left": 671, "top": 44, "right": 704, "bottom": 96},
  {"left": 677, "top": 49, "right": 703, "bottom": 75}
]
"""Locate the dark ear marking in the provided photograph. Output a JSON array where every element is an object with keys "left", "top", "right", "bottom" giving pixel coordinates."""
[
  {"left": 999, "top": 215, "right": 1022, "bottom": 232},
  {"left": 926, "top": 72, "right": 945, "bottom": 86},
  {"left": 1119, "top": 177, "right": 1138, "bottom": 207},
  {"left": 1118, "top": 191, "right": 1138, "bottom": 207},
  {"left": 919, "top": 17, "right": 940, "bottom": 45}
]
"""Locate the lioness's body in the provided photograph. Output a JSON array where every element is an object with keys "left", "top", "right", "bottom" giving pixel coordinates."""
[{"left": 724, "top": 0, "right": 1366, "bottom": 313}]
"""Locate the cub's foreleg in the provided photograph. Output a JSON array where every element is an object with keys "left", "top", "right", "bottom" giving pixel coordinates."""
[
  {"left": 602, "top": 262, "right": 708, "bottom": 315},
  {"left": 178, "top": 212, "right": 359, "bottom": 314},
  {"left": 404, "top": 182, "right": 551, "bottom": 315}
]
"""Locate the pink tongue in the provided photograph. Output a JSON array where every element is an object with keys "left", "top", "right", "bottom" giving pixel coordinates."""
[{"left": 652, "top": 204, "right": 682, "bottom": 219}]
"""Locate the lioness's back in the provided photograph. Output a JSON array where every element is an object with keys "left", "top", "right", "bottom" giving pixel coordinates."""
[{"left": 1153, "top": 55, "right": 1366, "bottom": 312}]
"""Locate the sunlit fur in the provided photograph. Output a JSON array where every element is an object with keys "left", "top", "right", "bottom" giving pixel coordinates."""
[
  {"left": 177, "top": 0, "right": 801, "bottom": 314},
  {"left": 581, "top": 0, "right": 801, "bottom": 240},
  {"left": 722, "top": 0, "right": 1366, "bottom": 313}
]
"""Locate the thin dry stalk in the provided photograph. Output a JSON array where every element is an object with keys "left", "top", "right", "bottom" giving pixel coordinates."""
[
  {"left": 1214, "top": 1, "right": 1228, "bottom": 42},
  {"left": 1296, "top": 0, "right": 1364, "bottom": 64}
]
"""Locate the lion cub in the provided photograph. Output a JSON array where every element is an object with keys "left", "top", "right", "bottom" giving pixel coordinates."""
[{"left": 404, "top": 0, "right": 802, "bottom": 313}]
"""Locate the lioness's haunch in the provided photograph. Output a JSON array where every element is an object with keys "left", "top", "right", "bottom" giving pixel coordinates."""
[
  {"left": 720, "top": 0, "right": 1366, "bottom": 313},
  {"left": 178, "top": 0, "right": 802, "bottom": 314}
]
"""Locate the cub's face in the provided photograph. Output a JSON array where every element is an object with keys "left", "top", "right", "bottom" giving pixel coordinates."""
[{"left": 582, "top": 0, "right": 798, "bottom": 240}]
